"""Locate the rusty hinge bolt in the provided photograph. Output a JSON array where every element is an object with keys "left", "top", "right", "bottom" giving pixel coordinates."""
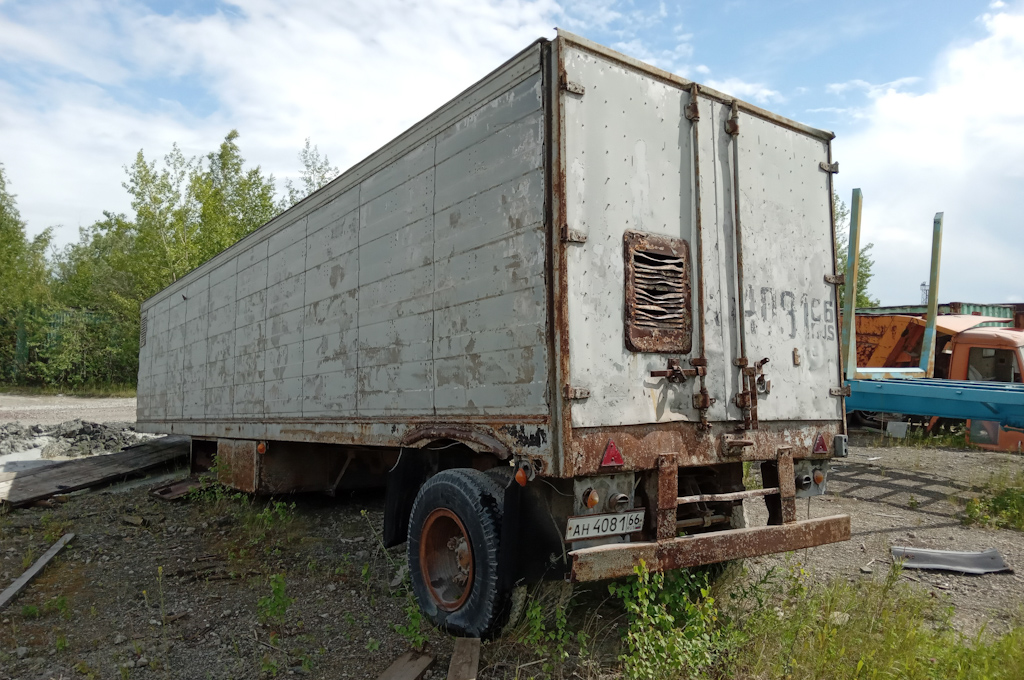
[
  {"left": 693, "top": 390, "right": 715, "bottom": 410},
  {"left": 734, "top": 391, "right": 751, "bottom": 409}
]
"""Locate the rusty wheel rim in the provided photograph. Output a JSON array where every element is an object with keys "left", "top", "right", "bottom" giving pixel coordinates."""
[{"left": 419, "top": 508, "right": 474, "bottom": 612}]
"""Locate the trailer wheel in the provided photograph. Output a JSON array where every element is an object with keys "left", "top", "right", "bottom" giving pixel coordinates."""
[{"left": 407, "top": 468, "right": 507, "bottom": 637}]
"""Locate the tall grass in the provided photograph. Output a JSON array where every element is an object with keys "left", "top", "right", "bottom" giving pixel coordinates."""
[{"left": 599, "top": 560, "right": 1024, "bottom": 680}]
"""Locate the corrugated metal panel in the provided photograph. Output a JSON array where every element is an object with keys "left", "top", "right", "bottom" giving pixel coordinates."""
[
  {"left": 859, "top": 303, "right": 1014, "bottom": 328},
  {"left": 141, "top": 41, "right": 546, "bottom": 312},
  {"left": 562, "top": 42, "right": 701, "bottom": 428},
  {"left": 733, "top": 110, "right": 842, "bottom": 422},
  {"left": 139, "top": 49, "right": 550, "bottom": 449},
  {"left": 561, "top": 41, "right": 842, "bottom": 428}
]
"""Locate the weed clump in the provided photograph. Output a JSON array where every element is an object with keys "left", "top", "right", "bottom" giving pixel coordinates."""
[
  {"left": 257, "top": 573, "right": 293, "bottom": 627},
  {"left": 963, "top": 471, "right": 1024, "bottom": 530}
]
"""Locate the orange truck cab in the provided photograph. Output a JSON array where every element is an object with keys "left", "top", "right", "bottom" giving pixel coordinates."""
[{"left": 948, "top": 328, "right": 1024, "bottom": 450}]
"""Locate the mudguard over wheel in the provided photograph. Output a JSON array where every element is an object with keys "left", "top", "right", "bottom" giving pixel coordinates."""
[{"left": 407, "top": 468, "right": 508, "bottom": 637}]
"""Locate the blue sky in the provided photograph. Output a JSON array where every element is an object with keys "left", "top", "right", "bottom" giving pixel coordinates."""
[{"left": 1, "top": 0, "right": 1021, "bottom": 305}]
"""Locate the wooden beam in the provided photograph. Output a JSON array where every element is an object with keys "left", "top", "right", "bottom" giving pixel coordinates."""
[
  {"left": 0, "top": 436, "right": 189, "bottom": 507},
  {"left": 377, "top": 650, "right": 433, "bottom": 680},
  {"left": 0, "top": 533, "right": 75, "bottom": 611},
  {"left": 447, "top": 637, "right": 481, "bottom": 680}
]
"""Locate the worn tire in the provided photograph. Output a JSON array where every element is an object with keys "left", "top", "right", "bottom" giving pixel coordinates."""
[{"left": 407, "top": 468, "right": 507, "bottom": 637}]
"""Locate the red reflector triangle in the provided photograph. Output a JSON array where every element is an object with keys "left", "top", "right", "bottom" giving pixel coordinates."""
[
  {"left": 602, "top": 440, "right": 624, "bottom": 467},
  {"left": 813, "top": 434, "right": 828, "bottom": 454}
]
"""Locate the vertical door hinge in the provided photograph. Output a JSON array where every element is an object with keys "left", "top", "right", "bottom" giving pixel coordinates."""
[
  {"left": 819, "top": 161, "right": 839, "bottom": 173},
  {"left": 725, "top": 102, "right": 740, "bottom": 136},
  {"left": 560, "top": 223, "right": 587, "bottom": 243},
  {"left": 824, "top": 273, "right": 845, "bottom": 285},
  {"left": 560, "top": 76, "right": 585, "bottom": 96},
  {"left": 830, "top": 385, "right": 852, "bottom": 397},
  {"left": 684, "top": 83, "right": 700, "bottom": 121},
  {"left": 564, "top": 385, "right": 591, "bottom": 400}
]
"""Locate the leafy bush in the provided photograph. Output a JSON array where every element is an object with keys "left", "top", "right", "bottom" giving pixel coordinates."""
[{"left": 608, "top": 560, "right": 732, "bottom": 680}]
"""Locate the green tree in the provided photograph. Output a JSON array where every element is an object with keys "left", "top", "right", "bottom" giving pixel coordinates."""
[
  {"left": 281, "top": 138, "right": 339, "bottom": 208},
  {"left": 0, "top": 162, "right": 51, "bottom": 382},
  {"left": 0, "top": 162, "right": 51, "bottom": 312},
  {"left": 5, "top": 132, "right": 331, "bottom": 388},
  {"left": 834, "top": 191, "right": 879, "bottom": 308},
  {"left": 48, "top": 131, "right": 280, "bottom": 387}
]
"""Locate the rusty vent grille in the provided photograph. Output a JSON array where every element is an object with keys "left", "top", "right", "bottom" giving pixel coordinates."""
[
  {"left": 140, "top": 314, "right": 147, "bottom": 348},
  {"left": 624, "top": 231, "right": 692, "bottom": 353}
]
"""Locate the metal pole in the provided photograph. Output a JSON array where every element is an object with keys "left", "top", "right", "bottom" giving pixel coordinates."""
[
  {"left": 919, "top": 212, "right": 944, "bottom": 377},
  {"left": 840, "top": 189, "right": 863, "bottom": 380}
]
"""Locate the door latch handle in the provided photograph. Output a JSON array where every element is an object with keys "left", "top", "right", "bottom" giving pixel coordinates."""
[{"left": 651, "top": 359, "right": 704, "bottom": 383}]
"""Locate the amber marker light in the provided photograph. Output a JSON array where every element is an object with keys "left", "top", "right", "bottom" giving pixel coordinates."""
[
  {"left": 515, "top": 467, "right": 529, "bottom": 487},
  {"left": 256, "top": 442, "right": 266, "bottom": 454},
  {"left": 812, "top": 469, "right": 825, "bottom": 485},
  {"left": 584, "top": 488, "right": 600, "bottom": 509}
]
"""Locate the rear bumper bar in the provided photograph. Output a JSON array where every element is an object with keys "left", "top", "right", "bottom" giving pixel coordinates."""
[{"left": 569, "top": 514, "right": 851, "bottom": 582}]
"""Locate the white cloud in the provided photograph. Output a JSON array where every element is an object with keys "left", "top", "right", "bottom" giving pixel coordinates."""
[
  {"left": 835, "top": 8, "right": 1024, "bottom": 305},
  {"left": 0, "top": 0, "right": 560, "bottom": 245},
  {"left": 612, "top": 37, "right": 695, "bottom": 75},
  {"left": 704, "top": 77, "right": 784, "bottom": 105},
  {"left": 826, "top": 76, "right": 920, "bottom": 97}
]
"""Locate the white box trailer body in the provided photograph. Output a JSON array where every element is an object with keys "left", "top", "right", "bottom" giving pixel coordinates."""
[{"left": 137, "top": 32, "right": 850, "bottom": 637}]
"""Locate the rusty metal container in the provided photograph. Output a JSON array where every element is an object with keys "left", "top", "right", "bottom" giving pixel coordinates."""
[{"left": 137, "top": 31, "right": 849, "bottom": 600}]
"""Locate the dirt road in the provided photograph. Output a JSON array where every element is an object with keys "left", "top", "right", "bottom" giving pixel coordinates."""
[{"left": 0, "top": 394, "right": 137, "bottom": 426}]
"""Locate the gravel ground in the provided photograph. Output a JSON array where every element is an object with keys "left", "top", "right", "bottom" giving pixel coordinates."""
[
  {"left": 0, "top": 395, "right": 137, "bottom": 427},
  {"left": 750, "top": 431, "right": 1024, "bottom": 637},
  {"left": 0, "top": 426, "right": 1022, "bottom": 679}
]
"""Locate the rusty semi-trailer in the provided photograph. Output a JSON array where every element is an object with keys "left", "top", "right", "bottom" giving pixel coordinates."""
[{"left": 137, "top": 31, "right": 851, "bottom": 636}]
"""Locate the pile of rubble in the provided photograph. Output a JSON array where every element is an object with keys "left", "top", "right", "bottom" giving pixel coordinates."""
[{"left": 0, "top": 420, "right": 148, "bottom": 458}]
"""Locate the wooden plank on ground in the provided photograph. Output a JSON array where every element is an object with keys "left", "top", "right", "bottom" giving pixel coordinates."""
[
  {"left": 377, "top": 650, "right": 433, "bottom": 680},
  {"left": 447, "top": 637, "right": 480, "bottom": 680},
  {"left": 0, "top": 533, "right": 75, "bottom": 611},
  {"left": 0, "top": 436, "right": 189, "bottom": 507}
]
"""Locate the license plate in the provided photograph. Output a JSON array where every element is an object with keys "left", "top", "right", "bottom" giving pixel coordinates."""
[{"left": 565, "top": 509, "right": 645, "bottom": 542}]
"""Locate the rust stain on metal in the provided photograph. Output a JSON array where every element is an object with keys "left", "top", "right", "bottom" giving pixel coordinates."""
[
  {"left": 570, "top": 515, "right": 851, "bottom": 582},
  {"left": 656, "top": 454, "right": 679, "bottom": 541},
  {"left": 401, "top": 425, "right": 511, "bottom": 458},
  {"left": 216, "top": 439, "right": 257, "bottom": 493},
  {"left": 553, "top": 37, "right": 573, "bottom": 479},
  {"left": 623, "top": 231, "right": 693, "bottom": 354},
  {"left": 776, "top": 447, "right": 796, "bottom": 523},
  {"left": 569, "top": 421, "right": 840, "bottom": 478}
]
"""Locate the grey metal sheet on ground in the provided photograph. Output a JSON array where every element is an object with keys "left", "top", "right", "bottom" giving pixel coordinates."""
[{"left": 891, "top": 546, "right": 1013, "bottom": 575}]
